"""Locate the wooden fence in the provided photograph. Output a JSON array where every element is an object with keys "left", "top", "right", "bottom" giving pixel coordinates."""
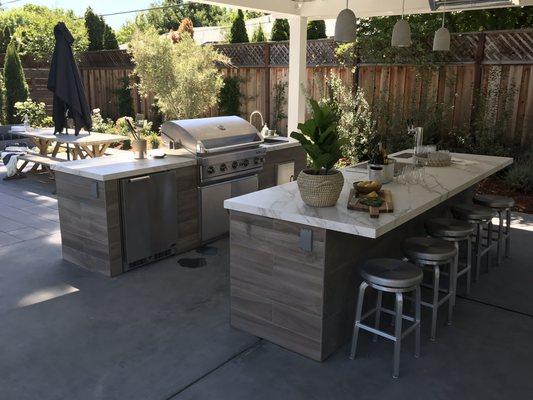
[{"left": 10, "top": 29, "right": 533, "bottom": 147}]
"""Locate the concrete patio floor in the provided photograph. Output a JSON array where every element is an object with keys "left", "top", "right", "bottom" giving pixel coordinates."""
[{"left": 0, "top": 170, "right": 532, "bottom": 400}]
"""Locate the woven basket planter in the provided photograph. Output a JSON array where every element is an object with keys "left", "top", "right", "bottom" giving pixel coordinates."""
[{"left": 297, "top": 169, "right": 344, "bottom": 207}]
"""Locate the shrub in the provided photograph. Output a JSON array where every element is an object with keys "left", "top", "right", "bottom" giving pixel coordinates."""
[
  {"left": 251, "top": 25, "right": 266, "bottom": 42},
  {"left": 115, "top": 76, "right": 134, "bottom": 117},
  {"left": 272, "top": 81, "right": 287, "bottom": 132},
  {"left": 505, "top": 156, "right": 533, "bottom": 194},
  {"left": 14, "top": 99, "right": 47, "bottom": 126},
  {"left": 229, "top": 10, "right": 249, "bottom": 43},
  {"left": 4, "top": 39, "right": 29, "bottom": 124},
  {"left": 146, "top": 132, "right": 161, "bottom": 149},
  {"left": 129, "top": 28, "right": 227, "bottom": 120},
  {"left": 177, "top": 18, "right": 194, "bottom": 41},
  {"left": 271, "top": 19, "right": 290, "bottom": 42},
  {"left": 103, "top": 25, "right": 119, "bottom": 50},
  {"left": 1, "top": 5, "right": 88, "bottom": 61},
  {"left": 218, "top": 75, "right": 241, "bottom": 116},
  {"left": 307, "top": 20, "right": 326, "bottom": 40},
  {"left": 0, "top": 26, "right": 12, "bottom": 53},
  {"left": 91, "top": 109, "right": 114, "bottom": 133}
]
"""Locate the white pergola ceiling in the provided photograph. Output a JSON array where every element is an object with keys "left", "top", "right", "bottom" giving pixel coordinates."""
[{"left": 195, "top": 0, "right": 533, "bottom": 18}]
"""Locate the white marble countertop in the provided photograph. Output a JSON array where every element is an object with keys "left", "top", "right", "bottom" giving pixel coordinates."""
[
  {"left": 51, "top": 150, "right": 197, "bottom": 181},
  {"left": 224, "top": 152, "right": 513, "bottom": 239}
]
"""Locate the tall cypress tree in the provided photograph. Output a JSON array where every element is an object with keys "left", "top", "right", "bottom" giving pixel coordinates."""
[
  {"left": 0, "top": 26, "right": 12, "bottom": 53},
  {"left": 3, "top": 39, "right": 29, "bottom": 124},
  {"left": 251, "top": 25, "right": 267, "bottom": 42},
  {"left": 85, "top": 7, "right": 105, "bottom": 51},
  {"left": 229, "top": 10, "right": 249, "bottom": 43},
  {"left": 271, "top": 19, "right": 290, "bottom": 42},
  {"left": 103, "top": 24, "right": 119, "bottom": 50}
]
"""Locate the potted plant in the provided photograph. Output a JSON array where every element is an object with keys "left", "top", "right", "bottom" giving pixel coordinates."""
[{"left": 291, "top": 99, "right": 346, "bottom": 207}]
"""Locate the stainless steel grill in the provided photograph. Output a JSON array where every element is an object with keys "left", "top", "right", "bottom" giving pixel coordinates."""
[
  {"left": 161, "top": 116, "right": 267, "bottom": 185},
  {"left": 161, "top": 116, "right": 267, "bottom": 241}
]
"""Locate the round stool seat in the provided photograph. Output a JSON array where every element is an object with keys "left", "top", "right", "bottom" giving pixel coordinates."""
[
  {"left": 403, "top": 237, "right": 457, "bottom": 262},
  {"left": 361, "top": 258, "right": 422, "bottom": 289},
  {"left": 473, "top": 194, "right": 515, "bottom": 209},
  {"left": 425, "top": 218, "right": 474, "bottom": 238},
  {"left": 451, "top": 204, "right": 493, "bottom": 221}
]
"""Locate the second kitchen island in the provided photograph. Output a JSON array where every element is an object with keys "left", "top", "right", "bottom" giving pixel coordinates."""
[{"left": 224, "top": 152, "right": 512, "bottom": 361}]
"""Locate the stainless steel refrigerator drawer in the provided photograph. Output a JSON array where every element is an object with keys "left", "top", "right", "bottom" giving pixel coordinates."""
[
  {"left": 200, "top": 175, "right": 258, "bottom": 241},
  {"left": 120, "top": 170, "right": 178, "bottom": 271}
]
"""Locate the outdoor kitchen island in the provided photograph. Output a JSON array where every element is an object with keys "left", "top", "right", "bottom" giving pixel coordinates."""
[{"left": 224, "top": 152, "right": 513, "bottom": 362}]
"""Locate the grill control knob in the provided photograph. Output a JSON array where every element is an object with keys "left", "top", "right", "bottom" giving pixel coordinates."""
[
  {"left": 220, "top": 163, "right": 227, "bottom": 172},
  {"left": 240, "top": 159, "right": 249, "bottom": 167},
  {"left": 232, "top": 161, "right": 239, "bottom": 169},
  {"left": 253, "top": 157, "right": 260, "bottom": 165},
  {"left": 207, "top": 166, "right": 215, "bottom": 174}
]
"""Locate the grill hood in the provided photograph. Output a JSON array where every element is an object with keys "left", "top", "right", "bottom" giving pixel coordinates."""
[{"left": 161, "top": 116, "right": 263, "bottom": 155}]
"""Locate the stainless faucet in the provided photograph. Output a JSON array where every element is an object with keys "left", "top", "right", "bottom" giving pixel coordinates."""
[{"left": 249, "top": 110, "right": 264, "bottom": 128}]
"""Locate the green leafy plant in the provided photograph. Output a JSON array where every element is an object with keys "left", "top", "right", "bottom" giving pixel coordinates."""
[
  {"left": 229, "top": 9, "right": 249, "bottom": 43},
  {"left": 307, "top": 20, "right": 327, "bottom": 40},
  {"left": 271, "top": 19, "right": 290, "bottom": 42},
  {"left": 4, "top": 39, "right": 29, "bottom": 124},
  {"left": 129, "top": 28, "right": 227, "bottom": 120},
  {"left": 14, "top": 99, "right": 46, "bottom": 126},
  {"left": 291, "top": 99, "right": 345, "bottom": 173},
  {"left": 218, "top": 75, "right": 241, "bottom": 116},
  {"left": 146, "top": 132, "right": 161, "bottom": 149},
  {"left": 505, "top": 155, "right": 533, "bottom": 194},
  {"left": 91, "top": 108, "right": 114, "bottom": 133},
  {"left": 251, "top": 25, "right": 266, "bottom": 42}
]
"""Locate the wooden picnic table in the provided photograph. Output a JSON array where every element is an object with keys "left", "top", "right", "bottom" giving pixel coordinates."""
[{"left": 13, "top": 129, "right": 128, "bottom": 160}]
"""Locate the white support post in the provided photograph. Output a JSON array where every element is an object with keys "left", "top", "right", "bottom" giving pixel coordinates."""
[{"left": 287, "top": 16, "right": 307, "bottom": 134}]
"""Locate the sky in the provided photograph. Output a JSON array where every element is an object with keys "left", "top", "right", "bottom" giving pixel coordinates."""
[{"left": 2, "top": 0, "right": 155, "bottom": 29}]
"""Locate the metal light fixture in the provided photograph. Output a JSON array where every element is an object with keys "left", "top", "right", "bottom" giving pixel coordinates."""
[
  {"left": 433, "top": 1, "right": 450, "bottom": 51},
  {"left": 334, "top": 0, "right": 357, "bottom": 43},
  {"left": 391, "top": 0, "right": 411, "bottom": 47}
]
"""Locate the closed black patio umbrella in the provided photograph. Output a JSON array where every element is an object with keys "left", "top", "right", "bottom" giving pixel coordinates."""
[{"left": 47, "top": 22, "right": 92, "bottom": 135}]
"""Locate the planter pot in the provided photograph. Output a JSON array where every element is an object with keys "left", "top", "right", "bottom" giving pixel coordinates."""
[
  {"left": 132, "top": 139, "right": 147, "bottom": 159},
  {"left": 297, "top": 169, "right": 344, "bottom": 207}
]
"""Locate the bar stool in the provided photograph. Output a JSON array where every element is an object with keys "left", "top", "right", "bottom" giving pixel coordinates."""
[
  {"left": 451, "top": 204, "right": 495, "bottom": 281},
  {"left": 425, "top": 218, "right": 474, "bottom": 304},
  {"left": 473, "top": 194, "right": 514, "bottom": 265},
  {"left": 402, "top": 237, "right": 457, "bottom": 342},
  {"left": 350, "top": 258, "right": 422, "bottom": 378}
]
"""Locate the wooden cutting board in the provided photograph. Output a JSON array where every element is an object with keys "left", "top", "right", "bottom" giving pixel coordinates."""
[{"left": 347, "top": 189, "right": 394, "bottom": 218}]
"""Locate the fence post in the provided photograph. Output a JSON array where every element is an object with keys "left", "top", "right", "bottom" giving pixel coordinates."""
[
  {"left": 470, "top": 32, "right": 486, "bottom": 144},
  {"left": 264, "top": 43, "right": 271, "bottom": 127}
]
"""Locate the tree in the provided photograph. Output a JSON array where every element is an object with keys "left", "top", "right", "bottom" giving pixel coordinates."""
[
  {"left": 103, "top": 24, "right": 119, "bottom": 50},
  {"left": 0, "top": 26, "right": 12, "bottom": 53},
  {"left": 129, "top": 28, "right": 228, "bottom": 119},
  {"left": 229, "top": 9, "right": 249, "bottom": 43},
  {"left": 271, "top": 19, "right": 290, "bottom": 42},
  {"left": 176, "top": 17, "right": 194, "bottom": 42},
  {"left": 307, "top": 20, "right": 326, "bottom": 40},
  {"left": 251, "top": 25, "right": 267, "bottom": 42},
  {"left": 85, "top": 7, "right": 105, "bottom": 51},
  {"left": 3, "top": 39, "right": 29, "bottom": 124},
  {"left": 0, "top": 5, "right": 88, "bottom": 61},
  {"left": 115, "top": 76, "right": 134, "bottom": 117},
  {"left": 143, "top": 0, "right": 231, "bottom": 34}
]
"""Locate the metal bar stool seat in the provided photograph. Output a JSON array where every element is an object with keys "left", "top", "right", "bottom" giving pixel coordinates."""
[
  {"left": 425, "top": 218, "right": 474, "bottom": 300},
  {"left": 473, "top": 194, "right": 514, "bottom": 265},
  {"left": 451, "top": 204, "right": 495, "bottom": 281},
  {"left": 350, "top": 258, "right": 423, "bottom": 379},
  {"left": 403, "top": 237, "right": 457, "bottom": 341}
]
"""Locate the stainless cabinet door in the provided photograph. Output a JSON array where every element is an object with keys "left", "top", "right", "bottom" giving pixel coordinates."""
[{"left": 200, "top": 175, "right": 258, "bottom": 242}]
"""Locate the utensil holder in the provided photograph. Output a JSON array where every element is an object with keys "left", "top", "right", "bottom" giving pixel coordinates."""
[
  {"left": 368, "top": 161, "right": 395, "bottom": 184},
  {"left": 132, "top": 139, "right": 147, "bottom": 160}
]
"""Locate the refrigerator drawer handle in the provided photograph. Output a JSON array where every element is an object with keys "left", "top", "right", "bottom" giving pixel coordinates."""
[{"left": 129, "top": 175, "right": 151, "bottom": 182}]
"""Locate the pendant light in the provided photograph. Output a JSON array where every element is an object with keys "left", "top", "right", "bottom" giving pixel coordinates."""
[
  {"left": 334, "top": 0, "right": 357, "bottom": 43},
  {"left": 391, "top": 0, "right": 411, "bottom": 47},
  {"left": 433, "top": 1, "right": 450, "bottom": 51}
]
